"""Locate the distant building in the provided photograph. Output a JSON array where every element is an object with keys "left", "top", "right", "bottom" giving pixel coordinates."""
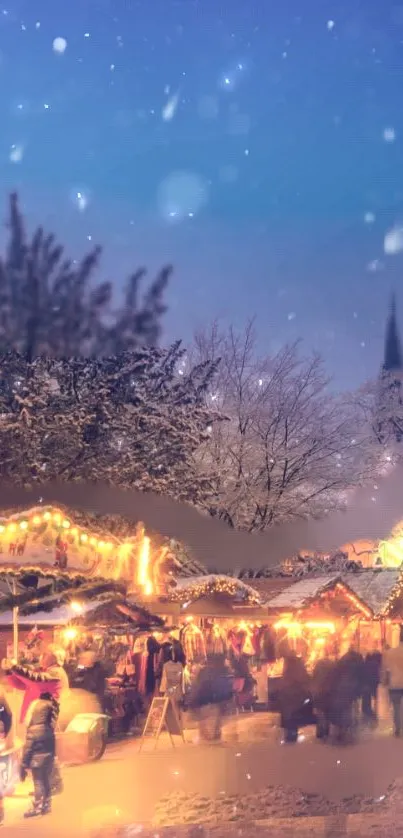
[{"left": 375, "top": 293, "right": 403, "bottom": 444}]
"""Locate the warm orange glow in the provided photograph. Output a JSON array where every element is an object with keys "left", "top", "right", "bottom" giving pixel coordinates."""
[
  {"left": 63, "top": 628, "right": 78, "bottom": 641},
  {"left": 274, "top": 618, "right": 336, "bottom": 634},
  {"left": 0, "top": 504, "right": 169, "bottom": 594},
  {"left": 137, "top": 535, "right": 153, "bottom": 596},
  {"left": 70, "top": 601, "right": 83, "bottom": 614}
]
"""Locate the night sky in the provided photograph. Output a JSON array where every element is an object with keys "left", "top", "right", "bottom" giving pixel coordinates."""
[{"left": 2, "top": 0, "right": 403, "bottom": 388}]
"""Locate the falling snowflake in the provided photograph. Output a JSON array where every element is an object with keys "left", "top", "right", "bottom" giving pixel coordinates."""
[
  {"left": 157, "top": 170, "right": 208, "bottom": 222},
  {"left": 288, "top": 312, "right": 296, "bottom": 321},
  {"left": 162, "top": 91, "right": 179, "bottom": 122},
  {"left": 52, "top": 37, "right": 67, "bottom": 54},
  {"left": 384, "top": 225, "right": 403, "bottom": 255},
  {"left": 383, "top": 127, "right": 396, "bottom": 143},
  {"left": 327, "top": 20, "right": 335, "bottom": 30},
  {"left": 364, "top": 211, "right": 375, "bottom": 224},
  {"left": 9, "top": 144, "right": 24, "bottom": 163}
]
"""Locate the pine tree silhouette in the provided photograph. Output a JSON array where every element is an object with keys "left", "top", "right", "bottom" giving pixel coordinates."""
[{"left": 0, "top": 193, "right": 170, "bottom": 359}]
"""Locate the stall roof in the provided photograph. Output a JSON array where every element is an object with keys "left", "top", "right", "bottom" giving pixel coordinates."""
[
  {"left": 341, "top": 569, "right": 401, "bottom": 618},
  {"left": 168, "top": 574, "right": 262, "bottom": 605},
  {"left": 0, "top": 599, "right": 99, "bottom": 627},
  {"left": 246, "top": 577, "right": 295, "bottom": 602},
  {"left": 0, "top": 596, "right": 165, "bottom": 630},
  {"left": 265, "top": 574, "right": 357, "bottom": 611}
]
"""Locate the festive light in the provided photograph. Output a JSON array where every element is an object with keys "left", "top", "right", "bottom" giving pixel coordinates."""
[
  {"left": 63, "top": 627, "right": 78, "bottom": 641},
  {"left": 137, "top": 535, "right": 153, "bottom": 596},
  {"left": 171, "top": 576, "right": 261, "bottom": 605},
  {"left": 0, "top": 504, "right": 177, "bottom": 594},
  {"left": 70, "top": 600, "right": 83, "bottom": 614}
]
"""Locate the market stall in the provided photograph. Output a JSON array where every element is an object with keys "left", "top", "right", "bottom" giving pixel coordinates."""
[{"left": 0, "top": 501, "right": 199, "bottom": 781}]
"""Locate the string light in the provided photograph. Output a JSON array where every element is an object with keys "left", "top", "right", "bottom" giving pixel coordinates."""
[
  {"left": 170, "top": 576, "right": 261, "bottom": 605},
  {"left": 0, "top": 504, "right": 171, "bottom": 595}
]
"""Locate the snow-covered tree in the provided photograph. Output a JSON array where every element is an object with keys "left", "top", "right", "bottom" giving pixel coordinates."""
[
  {"left": 191, "top": 320, "right": 377, "bottom": 532},
  {"left": 0, "top": 193, "right": 170, "bottom": 359},
  {"left": 0, "top": 345, "right": 218, "bottom": 505}
]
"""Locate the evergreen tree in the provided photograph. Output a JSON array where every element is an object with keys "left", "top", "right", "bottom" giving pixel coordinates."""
[{"left": 0, "top": 193, "right": 170, "bottom": 359}]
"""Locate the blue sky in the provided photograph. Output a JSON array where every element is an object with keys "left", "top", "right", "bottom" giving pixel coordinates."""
[{"left": 2, "top": 0, "right": 403, "bottom": 387}]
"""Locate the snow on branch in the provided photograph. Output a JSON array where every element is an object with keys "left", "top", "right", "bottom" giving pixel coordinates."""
[
  {"left": 190, "top": 320, "right": 381, "bottom": 532},
  {"left": 0, "top": 347, "right": 219, "bottom": 507}
]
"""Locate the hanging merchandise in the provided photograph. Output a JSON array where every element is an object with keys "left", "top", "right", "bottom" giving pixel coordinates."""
[
  {"left": 204, "top": 622, "right": 227, "bottom": 656},
  {"left": 179, "top": 621, "right": 206, "bottom": 664}
]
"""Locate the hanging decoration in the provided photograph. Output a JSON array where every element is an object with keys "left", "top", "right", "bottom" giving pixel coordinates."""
[
  {"left": 168, "top": 574, "right": 262, "bottom": 605},
  {"left": 0, "top": 504, "right": 180, "bottom": 596}
]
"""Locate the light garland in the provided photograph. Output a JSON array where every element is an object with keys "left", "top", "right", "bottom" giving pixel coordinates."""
[
  {"left": 0, "top": 506, "right": 116, "bottom": 551},
  {"left": 169, "top": 575, "right": 262, "bottom": 605},
  {"left": 381, "top": 572, "right": 403, "bottom": 618},
  {"left": 0, "top": 504, "right": 174, "bottom": 597}
]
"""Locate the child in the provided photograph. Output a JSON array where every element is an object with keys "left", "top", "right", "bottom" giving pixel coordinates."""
[{"left": 20, "top": 691, "right": 59, "bottom": 818}]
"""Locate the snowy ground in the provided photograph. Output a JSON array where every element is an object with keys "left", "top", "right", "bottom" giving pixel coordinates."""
[{"left": 4, "top": 711, "right": 403, "bottom": 837}]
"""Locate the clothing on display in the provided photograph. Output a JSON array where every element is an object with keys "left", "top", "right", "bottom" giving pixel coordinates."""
[
  {"left": 179, "top": 623, "right": 206, "bottom": 664},
  {"left": 205, "top": 623, "right": 227, "bottom": 657}
]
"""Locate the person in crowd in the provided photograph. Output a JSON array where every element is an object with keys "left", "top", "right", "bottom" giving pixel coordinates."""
[
  {"left": 362, "top": 644, "right": 382, "bottom": 724},
  {"left": 0, "top": 692, "right": 12, "bottom": 826},
  {"left": 382, "top": 625, "right": 403, "bottom": 737},
  {"left": 311, "top": 656, "right": 336, "bottom": 741},
  {"left": 188, "top": 654, "right": 233, "bottom": 742},
  {"left": 278, "top": 653, "right": 312, "bottom": 744},
  {"left": 327, "top": 645, "right": 364, "bottom": 743},
  {"left": 231, "top": 654, "right": 256, "bottom": 712},
  {"left": 70, "top": 650, "right": 108, "bottom": 710},
  {"left": 20, "top": 691, "right": 59, "bottom": 818},
  {"left": 3, "top": 650, "right": 68, "bottom": 795}
]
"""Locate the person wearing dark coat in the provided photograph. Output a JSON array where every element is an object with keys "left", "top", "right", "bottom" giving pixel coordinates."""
[
  {"left": 70, "top": 651, "right": 108, "bottom": 709},
  {"left": 311, "top": 657, "right": 336, "bottom": 740},
  {"left": 328, "top": 647, "right": 364, "bottom": 743},
  {"left": 188, "top": 654, "right": 233, "bottom": 742},
  {"left": 362, "top": 649, "right": 382, "bottom": 723},
  {"left": 278, "top": 654, "right": 312, "bottom": 744},
  {"left": 20, "top": 691, "right": 59, "bottom": 818}
]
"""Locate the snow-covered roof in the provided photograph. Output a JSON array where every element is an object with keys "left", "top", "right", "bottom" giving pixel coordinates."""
[
  {"left": 0, "top": 599, "right": 100, "bottom": 627},
  {"left": 265, "top": 574, "right": 342, "bottom": 609},
  {"left": 341, "top": 569, "right": 401, "bottom": 617},
  {"left": 170, "top": 574, "right": 262, "bottom": 604}
]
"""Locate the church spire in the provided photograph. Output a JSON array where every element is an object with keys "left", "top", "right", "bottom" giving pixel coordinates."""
[{"left": 383, "top": 292, "right": 403, "bottom": 372}]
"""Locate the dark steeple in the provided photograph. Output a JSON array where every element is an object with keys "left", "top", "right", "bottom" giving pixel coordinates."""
[{"left": 384, "top": 292, "right": 403, "bottom": 372}]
